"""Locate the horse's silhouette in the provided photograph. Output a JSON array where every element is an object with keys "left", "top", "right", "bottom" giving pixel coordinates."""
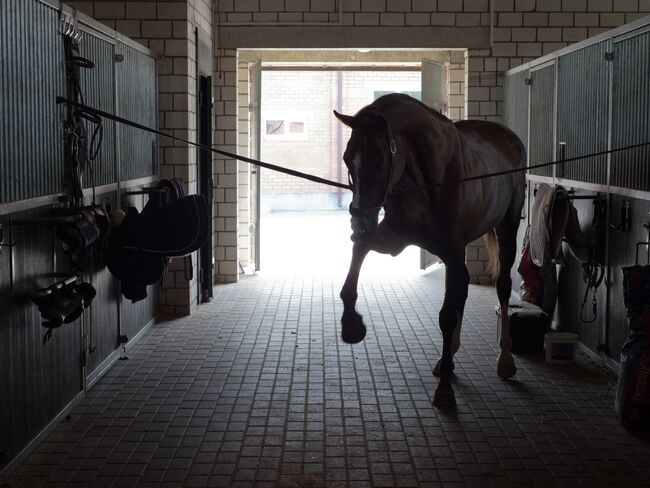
[{"left": 335, "top": 93, "right": 526, "bottom": 407}]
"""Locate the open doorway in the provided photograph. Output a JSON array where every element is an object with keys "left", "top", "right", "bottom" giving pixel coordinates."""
[
  {"left": 239, "top": 51, "right": 466, "bottom": 276},
  {"left": 260, "top": 68, "right": 422, "bottom": 275}
]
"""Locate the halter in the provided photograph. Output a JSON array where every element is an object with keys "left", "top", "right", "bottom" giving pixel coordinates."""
[{"left": 348, "top": 109, "right": 401, "bottom": 218}]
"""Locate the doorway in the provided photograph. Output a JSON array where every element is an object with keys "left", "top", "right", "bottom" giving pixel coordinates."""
[{"left": 239, "top": 51, "right": 466, "bottom": 276}]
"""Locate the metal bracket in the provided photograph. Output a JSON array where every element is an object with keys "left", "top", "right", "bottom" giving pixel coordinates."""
[
  {"left": 604, "top": 51, "right": 614, "bottom": 61},
  {"left": 524, "top": 77, "right": 532, "bottom": 85}
]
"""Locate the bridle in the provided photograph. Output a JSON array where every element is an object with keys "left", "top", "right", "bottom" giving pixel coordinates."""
[{"left": 348, "top": 109, "right": 401, "bottom": 218}]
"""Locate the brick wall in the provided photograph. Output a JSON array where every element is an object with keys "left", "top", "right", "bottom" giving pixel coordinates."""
[{"left": 70, "top": 0, "right": 213, "bottom": 312}]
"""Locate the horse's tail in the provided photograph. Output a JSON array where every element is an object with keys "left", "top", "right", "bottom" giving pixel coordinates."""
[{"left": 483, "top": 229, "right": 500, "bottom": 282}]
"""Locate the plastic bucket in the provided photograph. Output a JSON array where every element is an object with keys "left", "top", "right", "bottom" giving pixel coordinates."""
[{"left": 544, "top": 332, "right": 578, "bottom": 363}]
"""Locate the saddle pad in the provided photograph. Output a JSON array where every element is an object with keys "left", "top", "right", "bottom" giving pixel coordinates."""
[
  {"left": 530, "top": 184, "right": 570, "bottom": 266},
  {"left": 115, "top": 194, "right": 209, "bottom": 256}
]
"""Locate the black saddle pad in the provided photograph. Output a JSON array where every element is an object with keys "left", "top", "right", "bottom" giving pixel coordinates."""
[{"left": 114, "top": 194, "right": 208, "bottom": 256}]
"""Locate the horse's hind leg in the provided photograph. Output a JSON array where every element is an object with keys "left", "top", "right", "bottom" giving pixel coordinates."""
[
  {"left": 433, "top": 311, "right": 462, "bottom": 376},
  {"left": 433, "top": 254, "right": 469, "bottom": 408},
  {"left": 495, "top": 223, "right": 518, "bottom": 379}
]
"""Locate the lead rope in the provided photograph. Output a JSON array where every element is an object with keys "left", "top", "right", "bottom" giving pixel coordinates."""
[{"left": 56, "top": 98, "right": 650, "bottom": 190}]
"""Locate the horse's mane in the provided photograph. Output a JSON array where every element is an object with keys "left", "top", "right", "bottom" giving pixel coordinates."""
[{"left": 358, "top": 93, "right": 453, "bottom": 128}]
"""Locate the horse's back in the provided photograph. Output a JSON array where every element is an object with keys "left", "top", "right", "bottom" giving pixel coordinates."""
[{"left": 454, "top": 119, "right": 526, "bottom": 171}]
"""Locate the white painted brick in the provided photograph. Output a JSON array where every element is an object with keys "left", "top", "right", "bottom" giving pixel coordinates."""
[
  {"left": 115, "top": 20, "right": 141, "bottom": 38},
  {"left": 354, "top": 12, "right": 379, "bottom": 24},
  {"left": 67, "top": 2, "right": 94, "bottom": 17},
  {"left": 457, "top": 13, "right": 481, "bottom": 25},
  {"left": 165, "top": 39, "right": 188, "bottom": 57},
  {"left": 491, "top": 42, "right": 517, "bottom": 56},
  {"left": 494, "top": 0, "right": 514, "bottom": 10},
  {"left": 159, "top": 75, "right": 188, "bottom": 93},
  {"left": 625, "top": 12, "right": 647, "bottom": 22},
  {"left": 386, "top": 0, "right": 410, "bottom": 11},
  {"left": 517, "top": 42, "right": 542, "bottom": 57},
  {"left": 479, "top": 101, "right": 497, "bottom": 115},
  {"left": 94, "top": 2, "right": 125, "bottom": 19},
  {"left": 515, "top": 0, "right": 535, "bottom": 10},
  {"left": 430, "top": 12, "right": 456, "bottom": 25},
  {"left": 141, "top": 20, "right": 172, "bottom": 38},
  {"left": 227, "top": 12, "right": 253, "bottom": 22},
  {"left": 481, "top": 57, "right": 495, "bottom": 71},
  {"left": 405, "top": 12, "right": 430, "bottom": 25},
  {"left": 304, "top": 12, "right": 329, "bottom": 21},
  {"left": 563, "top": 27, "right": 588, "bottom": 42},
  {"left": 158, "top": 2, "right": 188, "bottom": 20},
  {"left": 537, "top": 27, "right": 562, "bottom": 41},
  {"left": 380, "top": 12, "right": 405, "bottom": 25},
  {"left": 548, "top": 13, "right": 573, "bottom": 28},
  {"left": 575, "top": 13, "right": 599, "bottom": 26},
  {"left": 493, "top": 27, "right": 512, "bottom": 41},
  {"left": 617, "top": 0, "right": 641, "bottom": 11},
  {"left": 599, "top": 12, "right": 626, "bottom": 25},
  {"left": 258, "top": 0, "right": 282, "bottom": 11},
  {"left": 511, "top": 27, "right": 536, "bottom": 41},
  {"left": 234, "top": 0, "right": 258, "bottom": 11},
  {"left": 588, "top": 0, "right": 613, "bottom": 10},
  {"left": 464, "top": 0, "right": 488, "bottom": 11},
  {"left": 278, "top": 12, "right": 303, "bottom": 21},
  {"left": 542, "top": 42, "right": 568, "bottom": 54},
  {"left": 524, "top": 12, "right": 549, "bottom": 26},
  {"left": 286, "top": 0, "right": 310, "bottom": 11},
  {"left": 412, "top": 0, "right": 435, "bottom": 11},
  {"left": 497, "top": 57, "right": 511, "bottom": 71},
  {"left": 467, "top": 87, "right": 490, "bottom": 101},
  {"left": 498, "top": 12, "right": 523, "bottom": 26},
  {"left": 438, "top": 0, "right": 457, "bottom": 11},
  {"left": 562, "top": 0, "right": 587, "bottom": 11},
  {"left": 312, "top": 0, "right": 336, "bottom": 11}
]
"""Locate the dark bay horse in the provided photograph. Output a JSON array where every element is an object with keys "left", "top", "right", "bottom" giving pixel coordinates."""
[{"left": 334, "top": 93, "right": 526, "bottom": 408}]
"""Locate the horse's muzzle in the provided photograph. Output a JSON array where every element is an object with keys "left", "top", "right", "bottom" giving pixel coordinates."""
[{"left": 350, "top": 213, "right": 379, "bottom": 244}]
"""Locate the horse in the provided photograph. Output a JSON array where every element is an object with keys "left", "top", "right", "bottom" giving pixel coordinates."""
[{"left": 334, "top": 93, "right": 526, "bottom": 408}]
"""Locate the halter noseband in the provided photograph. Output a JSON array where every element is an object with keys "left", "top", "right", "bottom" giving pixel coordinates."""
[{"left": 348, "top": 109, "right": 400, "bottom": 218}]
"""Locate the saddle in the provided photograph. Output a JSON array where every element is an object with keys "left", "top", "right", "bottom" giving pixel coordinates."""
[{"left": 104, "top": 178, "right": 209, "bottom": 302}]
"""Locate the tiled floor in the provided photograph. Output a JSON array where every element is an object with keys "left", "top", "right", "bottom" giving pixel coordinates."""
[{"left": 5, "top": 265, "right": 650, "bottom": 487}]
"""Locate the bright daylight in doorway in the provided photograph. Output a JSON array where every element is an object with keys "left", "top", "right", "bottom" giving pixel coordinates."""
[{"left": 258, "top": 68, "right": 424, "bottom": 276}]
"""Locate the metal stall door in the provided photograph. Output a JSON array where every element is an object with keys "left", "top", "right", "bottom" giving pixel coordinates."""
[
  {"left": 528, "top": 61, "right": 556, "bottom": 178},
  {"left": 611, "top": 27, "right": 650, "bottom": 193},
  {"left": 419, "top": 59, "right": 447, "bottom": 269},
  {"left": 249, "top": 61, "right": 262, "bottom": 270},
  {"left": 556, "top": 42, "right": 609, "bottom": 184}
]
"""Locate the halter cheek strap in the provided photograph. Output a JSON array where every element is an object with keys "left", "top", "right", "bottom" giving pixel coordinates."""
[{"left": 348, "top": 108, "right": 402, "bottom": 217}]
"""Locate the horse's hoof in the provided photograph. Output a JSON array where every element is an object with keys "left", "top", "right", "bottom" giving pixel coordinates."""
[
  {"left": 432, "top": 359, "right": 455, "bottom": 377},
  {"left": 341, "top": 311, "right": 366, "bottom": 344},
  {"left": 497, "top": 353, "right": 517, "bottom": 379},
  {"left": 433, "top": 388, "right": 456, "bottom": 408}
]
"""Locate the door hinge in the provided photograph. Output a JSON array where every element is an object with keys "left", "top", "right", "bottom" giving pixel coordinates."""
[
  {"left": 524, "top": 77, "right": 532, "bottom": 85},
  {"left": 604, "top": 52, "right": 614, "bottom": 61}
]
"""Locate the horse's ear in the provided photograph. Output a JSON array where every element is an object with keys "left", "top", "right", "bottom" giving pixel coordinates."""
[{"left": 333, "top": 110, "right": 357, "bottom": 128}]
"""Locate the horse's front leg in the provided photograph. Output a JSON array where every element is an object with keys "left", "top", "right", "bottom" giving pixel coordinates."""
[
  {"left": 433, "top": 257, "right": 469, "bottom": 408},
  {"left": 340, "top": 243, "right": 370, "bottom": 344}
]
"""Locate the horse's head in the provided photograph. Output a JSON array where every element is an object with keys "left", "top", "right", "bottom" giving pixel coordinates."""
[{"left": 334, "top": 109, "right": 397, "bottom": 244}]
